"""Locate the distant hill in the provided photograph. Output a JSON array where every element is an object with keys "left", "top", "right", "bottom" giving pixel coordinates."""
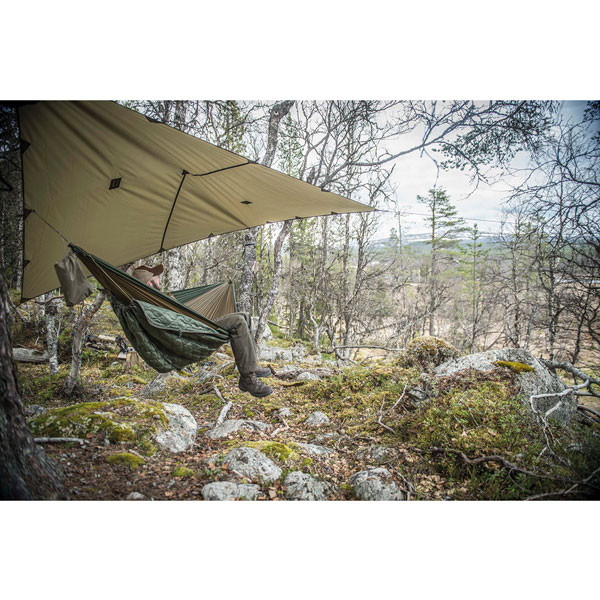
[{"left": 368, "top": 233, "right": 506, "bottom": 255}]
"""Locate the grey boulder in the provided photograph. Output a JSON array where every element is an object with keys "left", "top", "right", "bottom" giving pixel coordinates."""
[
  {"left": 305, "top": 411, "right": 330, "bottom": 426},
  {"left": 294, "top": 442, "right": 334, "bottom": 456},
  {"left": 355, "top": 444, "right": 399, "bottom": 465},
  {"left": 284, "top": 471, "right": 329, "bottom": 501},
  {"left": 221, "top": 447, "right": 282, "bottom": 483},
  {"left": 434, "top": 348, "right": 577, "bottom": 424},
  {"left": 350, "top": 468, "right": 405, "bottom": 501},
  {"left": 258, "top": 346, "right": 293, "bottom": 362},
  {"left": 154, "top": 403, "right": 197, "bottom": 453},
  {"left": 201, "top": 481, "right": 260, "bottom": 501},
  {"left": 298, "top": 371, "right": 320, "bottom": 382}
]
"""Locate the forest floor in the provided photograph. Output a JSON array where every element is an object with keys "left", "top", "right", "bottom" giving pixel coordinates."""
[{"left": 13, "top": 305, "right": 600, "bottom": 501}]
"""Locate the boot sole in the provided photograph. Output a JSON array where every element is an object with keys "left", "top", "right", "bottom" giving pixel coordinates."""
[{"left": 238, "top": 383, "right": 273, "bottom": 397}]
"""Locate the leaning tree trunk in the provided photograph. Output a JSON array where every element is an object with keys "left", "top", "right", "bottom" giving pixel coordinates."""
[
  {"left": 0, "top": 270, "right": 67, "bottom": 499},
  {"left": 60, "top": 290, "right": 106, "bottom": 396},
  {"left": 237, "top": 100, "right": 295, "bottom": 314}
]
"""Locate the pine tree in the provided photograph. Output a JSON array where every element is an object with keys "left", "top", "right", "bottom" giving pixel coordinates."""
[{"left": 417, "top": 188, "right": 468, "bottom": 336}]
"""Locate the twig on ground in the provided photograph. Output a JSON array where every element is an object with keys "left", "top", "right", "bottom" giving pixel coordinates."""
[
  {"left": 212, "top": 385, "right": 227, "bottom": 404},
  {"left": 322, "top": 344, "right": 401, "bottom": 353},
  {"left": 216, "top": 401, "right": 233, "bottom": 426},
  {"left": 271, "top": 413, "right": 289, "bottom": 437},
  {"left": 377, "top": 381, "right": 408, "bottom": 433},
  {"left": 127, "top": 449, "right": 148, "bottom": 462},
  {"left": 390, "top": 466, "right": 415, "bottom": 501},
  {"left": 377, "top": 397, "right": 396, "bottom": 434},
  {"left": 34, "top": 437, "right": 85, "bottom": 445}
]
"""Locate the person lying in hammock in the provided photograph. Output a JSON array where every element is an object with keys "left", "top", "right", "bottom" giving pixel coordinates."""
[{"left": 132, "top": 264, "right": 273, "bottom": 398}]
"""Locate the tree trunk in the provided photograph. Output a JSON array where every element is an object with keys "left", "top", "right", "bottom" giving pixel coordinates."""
[
  {"left": 60, "top": 291, "right": 106, "bottom": 396},
  {"left": 255, "top": 220, "right": 292, "bottom": 345},
  {"left": 238, "top": 227, "right": 258, "bottom": 314},
  {"left": 44, "top": 293, "right": 60, "bottom": 375},
  {"left": 287, "top": 222, "right": 295, "bottom": 337},
  {"left": 0, "top": 270, "right": 67, "bottom": 499},
  {"left": 237, "top": 101, "right": 295, "bottom": 314},
  {"left": 162, "top": 246, "right": 184, "bottom": 291}
]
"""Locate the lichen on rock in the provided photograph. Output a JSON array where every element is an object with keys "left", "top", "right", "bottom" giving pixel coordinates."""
[{"left": 494, "top": 360, "right": 535, "bottom": 373}]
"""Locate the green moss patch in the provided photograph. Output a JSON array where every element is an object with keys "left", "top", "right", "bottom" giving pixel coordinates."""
[
  {"left": 173, "top": 466, "right": 195, "bottom": 477},
  {"left": 240, "top": 441, "right": 299, "bottom": 463},
  {"left": 494, "top": 360, "right": 535, "bottom": 373},
  {"left": 106, "top": 452, "right": 145, "bottom": 470},
  {"left": 287, "top": 365, "right": 420, "bottom": 434}
]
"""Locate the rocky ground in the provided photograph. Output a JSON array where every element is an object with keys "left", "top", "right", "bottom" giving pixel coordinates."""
[{"left": 13, "top": 311, "right": 600, "bottom": 501}]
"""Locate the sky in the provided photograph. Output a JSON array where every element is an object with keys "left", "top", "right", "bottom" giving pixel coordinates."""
[{"left": 375, "top": 101, "right": 590, "bottom": 239}]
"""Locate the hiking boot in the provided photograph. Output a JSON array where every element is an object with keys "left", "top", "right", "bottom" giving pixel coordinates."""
[
  {"left": 239, "top": 372, "right": 273, "bottom": 398},
  {"left": 255, "top": 365, "right": 272, "bottom": 378}
]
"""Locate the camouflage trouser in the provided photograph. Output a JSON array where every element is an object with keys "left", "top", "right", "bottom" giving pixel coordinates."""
[{"left": 214, "top": 312, "right": 258, "bottom": 374}]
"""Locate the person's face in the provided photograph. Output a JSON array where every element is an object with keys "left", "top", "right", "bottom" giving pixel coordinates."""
[{"left": 147, "top": 274, "right": 162, "bottom": 290}]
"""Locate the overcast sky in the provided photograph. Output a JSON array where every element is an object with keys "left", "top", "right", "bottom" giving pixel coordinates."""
[{"left": 374, "top": 100, "right": 589, "bottom": 239}]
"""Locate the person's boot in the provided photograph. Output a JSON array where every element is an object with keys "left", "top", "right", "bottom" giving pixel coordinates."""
[
  {"left": 255, "top": 365, "right": 272, "bottom": 378},
  {"left": 239, "top": 372, "right": 273, "bottom": 397}
]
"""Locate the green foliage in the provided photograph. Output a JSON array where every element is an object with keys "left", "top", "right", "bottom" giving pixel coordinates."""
[{"left": 437, "top": 101, "right": 554, "bottom": 170}]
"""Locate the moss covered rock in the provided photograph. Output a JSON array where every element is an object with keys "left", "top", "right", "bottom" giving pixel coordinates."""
[
  {"left": 28, "top": 397, "right": 197, "bottom": 453},
  {"left": 28, "top": 398, "right": 166, "bottom": 444},
  {"left": 434, "top": 348, "right": 576, "bottom": 424},
  {"left": 240, "top": 441, "right": 299, "bottom": 463},
  {"left": 401, "top": 336, "right": 460, "bottom": 370}
]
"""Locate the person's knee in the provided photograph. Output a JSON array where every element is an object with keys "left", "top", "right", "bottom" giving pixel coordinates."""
[{"left": 230, "top": 314, "right": 249, "bottom": 337}]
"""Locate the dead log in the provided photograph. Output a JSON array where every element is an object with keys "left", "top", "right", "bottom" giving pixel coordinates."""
[{"left": 12, "top": 347, "right": 49, "bottom": 363}]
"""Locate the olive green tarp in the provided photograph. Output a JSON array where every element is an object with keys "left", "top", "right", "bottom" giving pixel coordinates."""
[{"left": 18, "top": 101, "right": 373, "bottom": 301}]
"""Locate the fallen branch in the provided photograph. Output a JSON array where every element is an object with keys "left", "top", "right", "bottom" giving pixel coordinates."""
[
  {"left": 34, "top": 437, "right": 85, "bottom": 445},
  {"left": 577, "top": 404, "right": 600, "bottom": 418},
  {"left": 424, "top": 446, "right": 600, "bottom": 491},
  {"left": 525, "top": 466, "right": 600, "bottom": 501},
  {"left": 541, "top": 359, "right": 600, "bottom": 398},
  {"left": 13, "top": 347, "right": 50, "bottom": 363},
  {"left": 322, "top": 344, "right": 401, "bottom": 353}
]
